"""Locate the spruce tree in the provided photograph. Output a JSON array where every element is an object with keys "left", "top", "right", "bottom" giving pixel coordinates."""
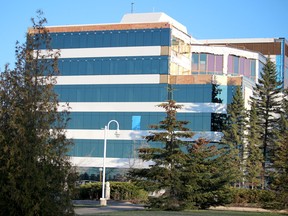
[
  {"left": 221, "top": 86, "right": 247, "bottom": 187},
  {"left": 128, "top": 100, "right": 194, "bottom": 210},
  {"left": 270, "top": 88, "right": 288, "bottom": 208},
  {"left": 251, "top": 58, "right": 282, "bottom": 188},
  {"left": 182, "top": 138, "right": 235, "bottom": 209},
  {"left": 246, "top": 100, "right": 263, "bottom": 189},
  {"left": 211, "top": 83, "right": 226, "bottom": 132},
  {"left": 0, "top": 11, "right": 76, "bottom": 215}
]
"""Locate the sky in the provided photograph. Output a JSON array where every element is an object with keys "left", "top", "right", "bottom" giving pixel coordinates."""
[{"left": 1, "top": 0, "right": 288, "bottom": 70}]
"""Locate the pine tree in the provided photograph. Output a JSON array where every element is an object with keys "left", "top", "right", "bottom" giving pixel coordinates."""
[
  {"left": 270, "top": 88, "right": 288, "bottom": 208},
  {"left": 182, "top": 138, "right": 235, "bottom": 209},
  {"left": 128, "top": 100, "right": 194, "bottom": 210},
  {"left": 246, "top": 100, "right": 263, "bottom": 189},
  {"left": 211, "top": 82, "right": 226, "bottom": 132},
  {"left": 251, "top": 58, "right": 282, "bottom": 188},
  {"left": 221, "top": 86, "right": 247, "bottom": 187},
  {"left": 0, "top": 11, "right": 76, "bottom": 215}
]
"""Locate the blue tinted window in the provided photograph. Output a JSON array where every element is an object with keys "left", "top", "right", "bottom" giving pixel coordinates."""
[
  {"left": 56, "top": 56, "right": 169, "bottom": 76},
  {"left": 46, "top": 28, "right": 171, "bottom": 49},
  {"left": 69, "top": 140, "right": 143, "bottom": 158},
  {"left": 55, "top": 84, "right": 168, "bottom": 102},
  {"left": 173, "top": 84, "right": 212, "bottom": 103},
  {"left": 250, "top": 60, "right": 256, "bottom": 76},
  {"left": 233, "top": 57, "right": 239, "bottom": 74},
  {"left": 67, "top": 112, "right": 211, "bottom": 132}
]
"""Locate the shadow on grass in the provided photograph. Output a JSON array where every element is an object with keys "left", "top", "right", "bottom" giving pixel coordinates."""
[{"left": 89, "top": 210, "right": 287, "bottom": 216}]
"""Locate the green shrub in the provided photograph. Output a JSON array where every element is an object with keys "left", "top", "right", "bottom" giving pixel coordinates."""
[
  {"left": 75, "top": 182, "right": 148, "bottom": 203},
  {"left": 229, "top": 187, "right": 278, "bottom": 208}
]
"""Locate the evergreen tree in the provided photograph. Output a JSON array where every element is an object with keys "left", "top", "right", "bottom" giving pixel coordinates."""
[
  {"left": 221, "top": 86, "right": 247, "bottom": 187},
  {"left": 128, "top": 100, "right": 194, "bottom": 210},
  {"left": 182, "top": 138, "right": 234, "bottom": 209},
  {"left": 246, "top": 100, "right": 263, "bottom": 189},
  {"left": 0, "top": 11, "right": 76, "bottom": 215},
  {"left": 270, "top": 89, "right": 288, "bottom": 208},
  {"left": 211, "top": 82, "right": 226, "bottom": 132},
  {"left": 251, "top": 58, "right": 282, "bottom": 188}
]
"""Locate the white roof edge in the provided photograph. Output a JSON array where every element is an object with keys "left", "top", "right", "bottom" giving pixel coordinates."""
[
  {"left": 198, "top": 38, "right": 277, "bottom": 44},
  {"left": 120, "top": 12, "right": 188, "bottom": 34},
  {"left": 192, "top": 44, "right": 267, "bottom": 62},
  {"left": 44, "top": 22, "right": 118, "bottom": 29}
]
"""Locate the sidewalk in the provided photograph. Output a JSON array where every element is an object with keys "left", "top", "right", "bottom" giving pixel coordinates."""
[{"left": 73, "top": 200, "right": 145, "bottom": 215}]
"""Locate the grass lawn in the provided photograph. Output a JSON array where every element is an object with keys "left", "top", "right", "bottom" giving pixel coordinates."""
[{"left": 83, "top": 210, "right": 287, "bottom": 216}]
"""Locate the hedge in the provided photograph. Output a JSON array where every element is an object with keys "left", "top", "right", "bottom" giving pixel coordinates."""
[{"left": 75, "top": 182, "right": 148, "bottom": 203}]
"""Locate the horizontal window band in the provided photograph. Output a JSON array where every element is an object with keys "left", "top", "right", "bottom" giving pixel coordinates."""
[
  {"left": 37, "top": 46, "right": 168, "bottom": 59},
  {"left": 40, "top": 28, "right": 171, "bottom": 49},
  {"left": 58, "top": 102, "right": 227, "bottom": 113},
  {"left": 52, "top": 74, "right": 161, "bottom": 85},
  {"left": 69, "top": 156, "right": 152, "bottom": 169},
  {"left": 66, "top": 130, "right": 223, "bottom": 141},
  {"left": 43, "top": 56, "right": 169, "bottom": 76}
]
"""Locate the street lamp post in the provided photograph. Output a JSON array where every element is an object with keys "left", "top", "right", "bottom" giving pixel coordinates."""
[
  {"left": 99, "top": 167, "right": 103, "bottom": 183},
  {"left": 100, "top": 120, "right": 120, "bottom": 206}
]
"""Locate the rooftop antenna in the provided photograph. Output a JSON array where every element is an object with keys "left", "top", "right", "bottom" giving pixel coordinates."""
[{"left": 131, "top": 2, "right": 134, "bottom": 13}]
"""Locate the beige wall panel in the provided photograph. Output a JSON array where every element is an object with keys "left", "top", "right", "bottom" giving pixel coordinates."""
[
  {"left": 169, "top": 75, "right": 213, "bottom": 84},
  {"left": 227, "top": 77, "right": 242, "bottom": 85},
  {"left": 161, "top": 46, "right": 170, "bottom": 56},
  {"left": 29, "top": 23, "right": 171, "bottom": 34},
  {"left": 160, "top": 75, "right": 169, "bottom": 83}
]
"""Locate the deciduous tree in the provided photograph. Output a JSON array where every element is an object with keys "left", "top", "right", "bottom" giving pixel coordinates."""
[{"left": 0, "top": 11, "right": 76, "bottom": 215}]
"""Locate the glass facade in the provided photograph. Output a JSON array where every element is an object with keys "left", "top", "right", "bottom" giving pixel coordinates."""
[
  {"left": 67, "top": 112, "right": 212, "bottom": 131},
  {"left": 55, "top": 84, "right": 168, "bottom": 102},
  {"left": 56, "top": 56, "right": 169, "bottom": 76},
  {"left": 192, "top": 53, "right": 223, "bottom": 75},
  {"left": 41, "top": 28, "right": 171, "bottom": 49},
  {"left": 55, "top": 83, "right": 235, "bottom": 110},
  {"left": 68, "top": 139, "right": 164, "bottom": 158},
  {"left": 43, "top": 56, "right": 169, "bottom": 76},
  {"left": 172, "top": 84, "right": 213, "bottom": 103},
  {"left": 227, "top": 55, "right": 256, "bottom": 80}
]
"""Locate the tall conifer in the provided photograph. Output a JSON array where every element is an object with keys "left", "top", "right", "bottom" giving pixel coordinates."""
[
  {"left": 246, "top": 101, "right": 263, "bottom": 189},
  {"left": 221, "top": 86, "right": 247, "bottom": 187},
  {"left": 251, "top": 58, "right": 282, "bottom": 188},
  {"left": 270, "top": 89, "right": 288, "bottom": 208},
  {"left": 128, "top": 100, "right": 194, "bottom": 210},
  {"left": 182, "top": 138, "right": 235, "bottom": 209}
]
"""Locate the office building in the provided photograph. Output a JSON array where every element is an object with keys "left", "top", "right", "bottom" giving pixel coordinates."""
[
  {"left": 199, "top": 38, "right": 288, "bottom": 87},
  {"left": 34, "top": 13, "right": 271, "bottom": 178}
]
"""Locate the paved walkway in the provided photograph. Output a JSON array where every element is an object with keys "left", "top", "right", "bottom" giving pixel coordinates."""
[
  {"left": 74, "top": 200, "right": 288, "bottom": 215},
  {"left": 74, "top": 200, "right": 145, "bottom": 215}
]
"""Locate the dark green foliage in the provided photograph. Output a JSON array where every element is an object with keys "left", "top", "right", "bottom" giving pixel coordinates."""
[
  {"left": 221, "top": 86, "right": 247, "bottom": 187},
  {"left": 76, "top": 182, "right": 148, "bottom": 203},
  {"left": 246, "top": 101, "right": 263, "bottom": 189},
  {"left": 0, "top": 11, "right": 76, "bottom": 215},
  {"left": 230, "top": 188, "right": 276, "bottom": 207},
  {"left": 129, "top": 100, "right": 194, "bottom": 210},
  {"left": 129, "top": 100, "right": 237, "bottom": 210},
  {"left": 182, "top": 138, "right": 235, "bottom": 209},
  {"left": 250, "top": 58, "right": 282, "bottom": 188},
  {"left": 211, "top": 83, "right": 226, "bottom": 132},
  {"left": 269, "top": 88, "right": 288, "bottom": 209}
]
